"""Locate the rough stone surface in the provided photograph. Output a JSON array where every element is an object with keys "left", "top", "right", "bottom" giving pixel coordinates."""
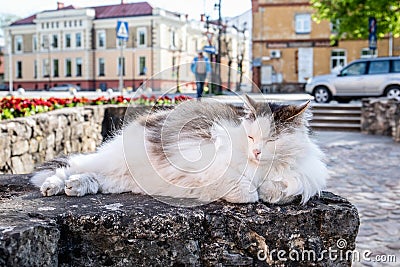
[
  {"left": 361, "top": 98, "right": 400, "bottom": 142},
  {"left": 0, "top": 175, "right": 359, "bottom": 266}
]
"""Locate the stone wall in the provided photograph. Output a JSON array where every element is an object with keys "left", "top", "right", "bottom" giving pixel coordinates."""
[
  {"left": 0, "top": 105, "right": 165, "bottom": 174},
  {"left": 361, "top": 98, "right": 400, "bottom": 142},
  {"left": 0, "top": 105, "right": 130, "bottom": 174}
]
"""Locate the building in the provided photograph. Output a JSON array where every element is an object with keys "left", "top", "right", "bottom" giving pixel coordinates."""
[
  {"left": 251, "top": 0, "right": 400, "bottom": 92},
  {"left": 3, "top": 1, "right": 250, "bottom": 93},
  {"left": 0, "top": 32, "right": 4, "bottom": 84}
]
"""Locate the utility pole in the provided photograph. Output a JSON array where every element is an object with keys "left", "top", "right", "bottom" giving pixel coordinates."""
[
  {"left": 119, "top": 39, "right": 124, "bottom": 93},
  {"left": 215, "top": 0, "right": 222, "bottom": 94},
  {"left": 233, "top": 22, "right": 247, "bottom": 92}
]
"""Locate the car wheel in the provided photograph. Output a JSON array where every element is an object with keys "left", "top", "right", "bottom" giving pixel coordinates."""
[
  {"left": 386, "top": 85, "right": 400, "bottom": 99},
  {"left": 314, "top": 86, "right": 332, "bottom": 103}
]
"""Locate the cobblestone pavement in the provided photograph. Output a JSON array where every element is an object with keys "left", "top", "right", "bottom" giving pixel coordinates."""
[{"left": 314, "top": 131, "right": 400, "bottom": 267}]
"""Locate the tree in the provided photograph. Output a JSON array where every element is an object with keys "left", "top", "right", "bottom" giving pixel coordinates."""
[{"left": 311, "top": 0, "right": 400, "bottom": 40}]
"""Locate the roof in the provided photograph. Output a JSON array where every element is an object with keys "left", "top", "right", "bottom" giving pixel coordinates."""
[
  {"left": 10, "top": 1, "right": 153, "bottom": 26},
  {"left": 93, "top": 2, "right": 153, "bottom": 19},
  {"left": 10, "top": 14, "right": 36, "bottom": 26}
]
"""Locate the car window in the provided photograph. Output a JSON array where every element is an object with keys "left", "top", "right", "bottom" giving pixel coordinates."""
[
  {"left": 341, "top": 62, "right": 367, "bottom": 76},
  {"left": 393, "top": 60, "right": 400, "bottom": 73},
  {"left": 368, "top": 60, "right": 390, "bottom": 74}
]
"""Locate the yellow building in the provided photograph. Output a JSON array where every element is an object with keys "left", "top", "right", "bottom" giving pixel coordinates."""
[{"left": 251, "top": 0, "right": 400, "bottom": 92}]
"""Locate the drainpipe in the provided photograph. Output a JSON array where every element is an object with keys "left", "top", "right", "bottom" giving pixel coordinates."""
[
  {"left": 8, "top": 30, "right": 13, "bottom": 93},
  {"left": 388, "top": 32, "right": 393, "bottom": 57}
]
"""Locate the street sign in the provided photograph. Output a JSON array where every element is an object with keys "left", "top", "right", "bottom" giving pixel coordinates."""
[
  {"left": 116, "top": 21, "right": 129, "bottom": 40},
  {"left": 368, "top": 17, "right": 377, "bottom": 50},
  {"left": 203, "top": 45, "right": 216, "bottom": 54}
]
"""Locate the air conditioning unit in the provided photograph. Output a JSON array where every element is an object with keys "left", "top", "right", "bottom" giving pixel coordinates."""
[{"left": 270, "top": 50, "right": 281, "bottom": 58}]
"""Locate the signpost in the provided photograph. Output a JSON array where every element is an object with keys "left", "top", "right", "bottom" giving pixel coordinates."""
[
  {"left": 368, "top": 17, "right": 377, "bottom": 52},
  {"left": 116, "top": 21, "right": 129, "bottom": 93},
  {"left": 203, "top": 45, "right": 216, "bottom": 54}
]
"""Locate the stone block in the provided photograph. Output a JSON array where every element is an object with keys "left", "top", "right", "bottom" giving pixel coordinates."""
[
  {"left": 0, "top": 135, "right": 11, "bottom": 167},
  {"left": 11, "top": 140, "right": 29, "bottom": 156},
  {"left": 29, "top": 138, "right": 39, "bottom": 154},
  {"left": 0, "top": 174, "right": 360, "bottom": 266}
]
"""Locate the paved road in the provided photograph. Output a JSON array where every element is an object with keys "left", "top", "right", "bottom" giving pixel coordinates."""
[{"left": 314, "top": 131, "right": 400, "bottom": 266}]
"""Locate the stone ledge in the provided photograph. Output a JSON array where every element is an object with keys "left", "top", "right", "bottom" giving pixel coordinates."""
[{"left": 0, "top": 175, "right": 359, "bottom": 266}]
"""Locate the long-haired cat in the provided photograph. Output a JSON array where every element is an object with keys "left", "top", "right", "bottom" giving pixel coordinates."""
[{"left": 31, "top": 95, "right": 327, "bottom": 205}]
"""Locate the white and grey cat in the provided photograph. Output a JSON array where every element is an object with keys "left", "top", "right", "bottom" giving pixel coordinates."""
[{"left": 31, "top": 95, "right": 327, "bottom": 204}]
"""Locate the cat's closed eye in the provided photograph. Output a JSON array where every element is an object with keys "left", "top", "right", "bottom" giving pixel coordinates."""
[{"left": 248, "top": 136, "right": 254, "bottom": 142}]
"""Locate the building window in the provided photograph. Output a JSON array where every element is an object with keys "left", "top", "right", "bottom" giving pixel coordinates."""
[
  {"left": 76, "top": 58, "right": 82, "bottom": 77},
  {"left": 34, "top": 60, "right": 37, "bottom": 78},
  {"left": 139, "top": 56, "right": 146, "bottom": 75},
  {"left": 65, "top": 58, "right": 72, "bottom": 77},
  {"left": 75, "top": 33, "right": 82, "bottom": 47},
  {"left": 361, "top": 48, "right": 377, "bottom": 58},
  {"left": 15, "top": 35, "right": 23, "bottom": 53},
  {"left": 43, "top": 59, "right": 50, "bottom": 77},
  {"left": 170, "top": 30, "right": 176, "bottom": 48},
  {"left": 16, "top": 61, "right": 22, "bottom": 79},
  {"left": 330, "top": 50, "right": 346, "bottom": 72},
  {"left": 52, "top": 34, "right": 59, "bottom": 49},
  {"left": 32, "top": 35, "right": 38, "bottom": 51},
  {"left": 118, "top": 57, "right": 125, "bottom": 76},
  {"left": 41, "top": 35, "right": 50, "bottom": 50},
  {"left": 97, "top": 30, "right": 106, "bottom": 48},
  {"left": 98, "top": 58, "right": 105, "bottom": 76},
  {"left": 137, "top": 27, "right": 147, "bottom": 47},
  {"left": 53, "top": 59, "right": 59, "bottom": 77},
  {"left": 295, "top": 14, "right": 311, "bottom": 34},
  {"left": 65, "top": 34, "right": 71, "bottom": 48}
]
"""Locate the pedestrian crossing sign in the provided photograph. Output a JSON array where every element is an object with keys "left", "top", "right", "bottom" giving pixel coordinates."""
[{"left": 116, "top": 21, "right": 129, "bottom": 40}]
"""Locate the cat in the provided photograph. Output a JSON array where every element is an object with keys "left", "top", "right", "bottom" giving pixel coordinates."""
[{"left": 31, "top": 95, "right": 328, "bottom": 205}]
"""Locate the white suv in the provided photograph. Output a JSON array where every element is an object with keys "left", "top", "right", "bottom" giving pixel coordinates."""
[{"left": 305, "top": 57, "right": 400, "bottom": 103}]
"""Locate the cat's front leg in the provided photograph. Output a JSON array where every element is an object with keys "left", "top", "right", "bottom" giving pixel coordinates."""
[
  {"left": 64, "top": 173, "right": 100, "bottom": 197},
  {"left": 222, "top": 177, "right": 259, "bottom": 203}
]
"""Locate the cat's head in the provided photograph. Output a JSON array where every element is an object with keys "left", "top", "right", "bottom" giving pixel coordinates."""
[{"left": 242, "top": 95, "right": 310, "bottom": 164}]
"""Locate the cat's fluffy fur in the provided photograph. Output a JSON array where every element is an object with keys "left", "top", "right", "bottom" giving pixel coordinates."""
[{"left": 31, "top": 95, "right": 327, "bottom": 204}]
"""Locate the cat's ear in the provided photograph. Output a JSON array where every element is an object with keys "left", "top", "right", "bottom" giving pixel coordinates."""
[
  {"left": 275, "top": 100, "right": 311, "bottom": 123},
  {"left": 243, "top": 94, "right": 257, "bottom": 120}
]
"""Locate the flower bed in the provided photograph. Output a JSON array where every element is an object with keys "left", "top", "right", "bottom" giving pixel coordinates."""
[{"left": 0, "top": 94, "right": 192, "bottom": 121}]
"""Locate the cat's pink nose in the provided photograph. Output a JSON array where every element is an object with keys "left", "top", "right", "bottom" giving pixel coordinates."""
[{"left": 253, "top": 149, "right": 261, "bottom": 159}]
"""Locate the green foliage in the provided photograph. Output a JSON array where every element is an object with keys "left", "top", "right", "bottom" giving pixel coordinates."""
[{"left": 311, "top": 0, "right": 400, "bottom": 40}]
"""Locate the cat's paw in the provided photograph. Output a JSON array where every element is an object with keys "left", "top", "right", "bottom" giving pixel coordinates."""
[
  {"left": 65, "top": 174, "right": 99, "bottom": 197},
  {"left": 40, "top": 176, "right": 65, "bottom": 196},
  {"left": 223, "top": 188, "right": 259, "bottom": 203}
]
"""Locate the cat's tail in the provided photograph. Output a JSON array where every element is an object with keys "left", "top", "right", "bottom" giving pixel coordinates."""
[{"left": 30, "top": 156, "right": 70, "bottom": 187}]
